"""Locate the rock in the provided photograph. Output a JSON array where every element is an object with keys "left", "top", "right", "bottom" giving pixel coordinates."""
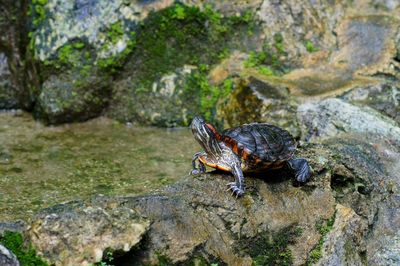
[
  {"left": 24, "top": 130, "right": 400, "bottom": 265},
  {"left": 317, "top": 204, "right": 367, "bottom": 266},
  {"left": 299, "top": 98, "right": 400, "bottom": 266},
  {"left": 106, "top": 3, "right": 259, "bottom": 126},
  {"left": 0, "top": 244, "right": 20, "bottom": 266},
  {"left": 0, "top": 220, "right": 26, "bottom": 234},
  {"left": 331, "top": 15, "right": 400, "bottom": 78},
  {"left": 0, "top": 0, "right": 40, "bottom": 110},
  {"left": 107, "top": 65, "right": 199, "bottom": 127},
  {"left": 28, "top": 200, "right": 150, "bottom": 266},
  {"left": 297, "top": 98, "right": 400, "bottom": 146},
  {"left": 34, "top": 69, "right": 112, "bottom": 124},
  {"left": 340, "top": 81, "right": 400, "bottom": 124},
  {"left": 0, "top": 53, "right": 18, "bottom": 109},
  {"left": 30, "top": 0, "right": 172, "bottom": 62},
  {"left": 217, "top": 73, "right": 300, "bottom": 137}
]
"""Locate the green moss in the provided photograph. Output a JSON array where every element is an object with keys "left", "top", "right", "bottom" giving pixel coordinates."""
[
  {"left": 172, "top": 4, "right": 187, "bottom": 20},
  {"left": 235, "top": 226, "right": 303, "bottom": 266},
  {"left": 94, "top": 249, "right": 114, "bottom": 266},
  {"left": 128, "top": 3, "right": 255, "bottom": 90},
  {"left": 183, "top": 71, "right": 233, "bottom": 124},
  {"left": 30, "top": 0, "right": 48, "bottom": 27},
  {"left": 305, "top": 40, "right": 317, "bottom": 53},
  {"left": 244, "top": 33, "right": 288, "bottom": 76},
  {"left": 97, "top": 32, "right": 136, "bottom": 73},
  {"left": 0, "top": 231, "right": 48, "bottom": 266},
  {"left": 107, "top": 22, "right": 125, "bottom": 44},
  {"left": 306, "top": 211, "right": 336, "bottom": 265},
  {"left": 257, "top": 66, "right": 274, "bottom": 76}
]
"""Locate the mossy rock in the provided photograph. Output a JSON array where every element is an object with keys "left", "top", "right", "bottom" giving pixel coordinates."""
[
  {"left": 34, "top": 68, "right": 111, "bottom": 124},
  {"left": 106, "top": 3, "right": 258, "bottom": 126}
]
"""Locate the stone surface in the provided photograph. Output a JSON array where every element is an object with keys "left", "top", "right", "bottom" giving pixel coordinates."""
[
  {"left": 317, "top": 204, "right": 367, "bottom": 266},
  {"left": 340, "top": 81, "right": 400, "bottom": 124},
  {"left": 34, "top": 69, "right": 112, "bottom": 124},
  {"left": 0, "top": 244, "right": 20, "bottom": 266},
  {"left": 297, "top": 98, "right": 400, "bottom": 146},
  {"left": 30, "top": 0, "right": 173, "bottom": 62},
  {"left": 217, "top": 73, "right": 300, "bottom": 137},
  {"left": 26, "top": 132, "right": 400, "bottom": 265},
  {"left": 107, "top": 65, "right": 199, "bottom": 127},
  {"left": 28, "top": 200, "right": 150, "bottom": 266},
  {"left": 299, "top": 99, "right": 400, "bottom": 266},
  {"left": 0, "top": 0, "right": 40, "bottom": 110},
  {"left": 0, "top": 53, "right": 18, "bottom": 109}
]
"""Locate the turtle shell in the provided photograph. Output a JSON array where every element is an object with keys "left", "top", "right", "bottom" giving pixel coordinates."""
[{"left": 221, "top": 123, "right": 296, "bottom": 164}]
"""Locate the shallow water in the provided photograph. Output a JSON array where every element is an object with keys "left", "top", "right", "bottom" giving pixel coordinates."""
[{"left": 0, "top": 112, "right": 198, "bottom": 221}]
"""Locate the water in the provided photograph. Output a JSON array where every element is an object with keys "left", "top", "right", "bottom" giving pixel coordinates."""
[{"left": 0, "top": 111, "right": 198, "bottom": 221}]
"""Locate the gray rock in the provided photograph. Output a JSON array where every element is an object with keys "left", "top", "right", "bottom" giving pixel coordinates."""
[
  {"left": 299, "top": 98, "right": 400, "bottom": 266},
  {"left": 0, "top": 244, "right": 20, "bottom": 266},
  {"left": 298, "top": 98, "right": 400, "bottom": 146},
  {"left": 0, "top": 53, "right": 18, "bottom": 109},
  {"left": 317, "top": 204, "right": 367, "bottom": 266},
  {"left": 28, "top": 200, "right": 150, "bottom": 266},
  {"left": 34, "top": 69, "right": 111, "bottom": 124},
  {"left": 340, "top": 82, "right": 400, "bottom": 124},
  {"left": 107, "top": 65, "right": 199, "bottom": 127}
]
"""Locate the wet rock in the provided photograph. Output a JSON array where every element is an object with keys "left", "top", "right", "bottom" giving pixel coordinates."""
[
  {"left": 34, "top": 69, "right": 112, "bottom": 124},
  {"left": 0, "top": 244, "right": 20, "bottom": 266},
  {"left": 298, "top": 98, "right": 400, "bottom": 146},
  {"left": 28, "top": 200, "right": 150, "bottom": 266},
  {"left": 0, "top": 53, "right": 18, "bottom": 109},
  {"left": 217, "top": 73, "right": 300, "bottom": 137},
  {"left": 317, "top": 204, "right": 367, "bottom": 266}
]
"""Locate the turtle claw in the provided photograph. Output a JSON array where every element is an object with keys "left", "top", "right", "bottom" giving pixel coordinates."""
[{"left": 226, "top": 182, "right": 244, "bottom": 197}]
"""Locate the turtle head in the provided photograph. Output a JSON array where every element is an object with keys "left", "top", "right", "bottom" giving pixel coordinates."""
[{"left": 191, "top": 116, "right": 222, "bottom": 155}]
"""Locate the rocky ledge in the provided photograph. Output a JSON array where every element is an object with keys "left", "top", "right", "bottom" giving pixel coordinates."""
[{"left": 21, "top": 121, "right": 399, "bottom": 265}]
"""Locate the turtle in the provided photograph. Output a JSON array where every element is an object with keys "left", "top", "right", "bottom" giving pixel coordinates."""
[{"left": 190, "top": 116, "right": 311, "bottom": 197}]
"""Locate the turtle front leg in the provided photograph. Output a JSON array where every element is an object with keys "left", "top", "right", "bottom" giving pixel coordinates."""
[
  {"left": 287, "top": 158, "right": 311, "bottom": 182},
  {"left": 227, "top": 162, "right": 245, "bottom": 197},
  {"left": 190, "top": 151, "right": 207, "bottom": 175}
]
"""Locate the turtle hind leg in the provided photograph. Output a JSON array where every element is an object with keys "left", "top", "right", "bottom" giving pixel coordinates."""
[
  {"left": 287, "top": 158, "right": 311, "bottom": 183},
  {"left": 227, "top": 162, "right": 245, "bottom": 197}
]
